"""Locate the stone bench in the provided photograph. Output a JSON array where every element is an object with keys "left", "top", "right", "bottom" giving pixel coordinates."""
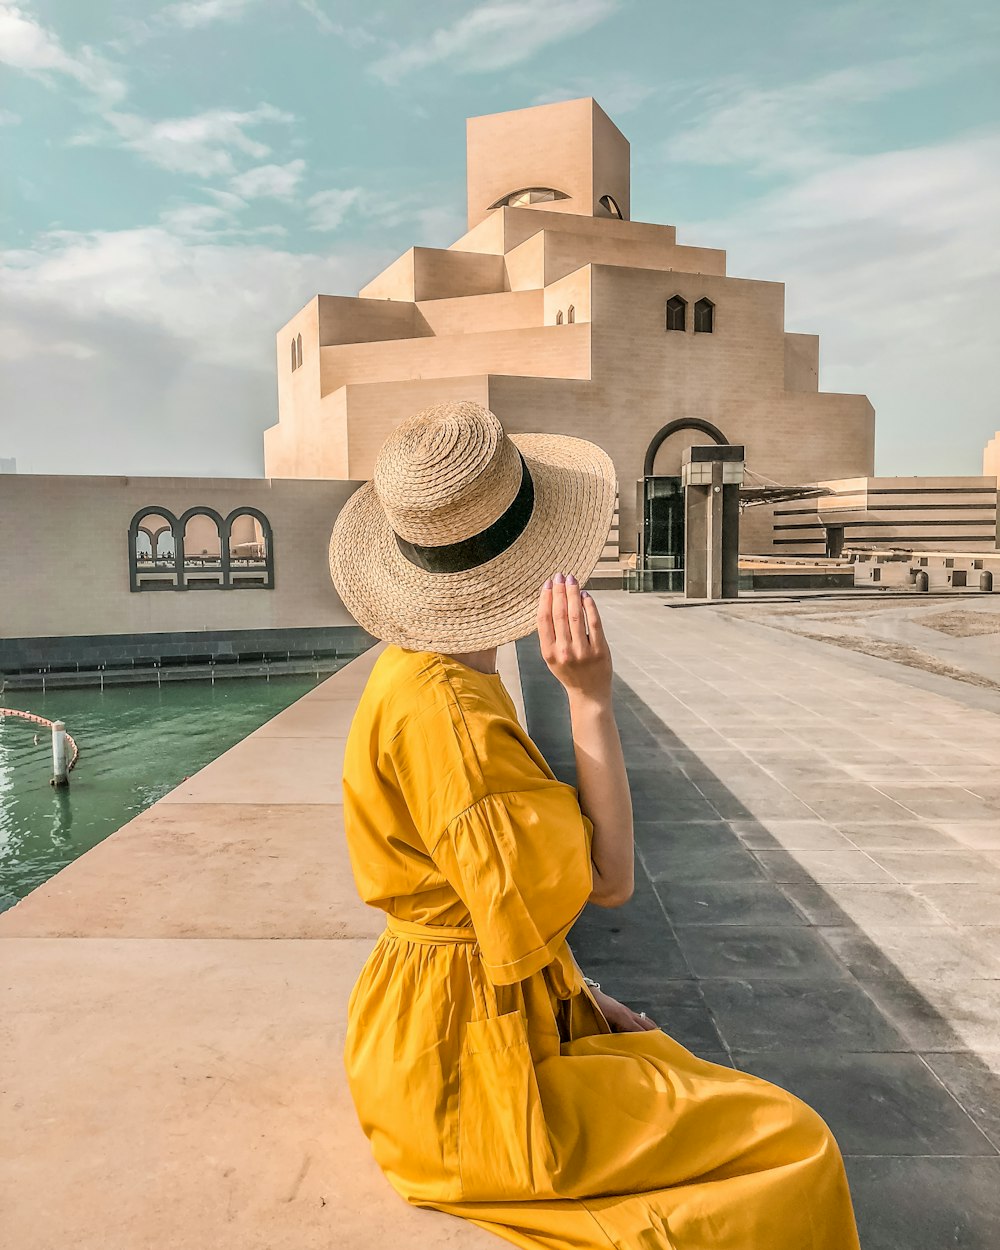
[{"left": 0, "top": 642, "right": 516, "bottom": 1248}]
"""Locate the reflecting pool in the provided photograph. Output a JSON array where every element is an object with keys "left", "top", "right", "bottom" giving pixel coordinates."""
[{"left": 0, "top": 673, "right": 334, "bottom": 906}]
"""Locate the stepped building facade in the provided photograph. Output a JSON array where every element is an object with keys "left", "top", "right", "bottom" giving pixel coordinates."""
[{"left": 264, "top": 97, "right": 877, "bottom": 558}]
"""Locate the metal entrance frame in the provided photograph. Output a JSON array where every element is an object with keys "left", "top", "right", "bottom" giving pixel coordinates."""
[{"left": 630, "top": 419, "right": 731, "bottom": 592}]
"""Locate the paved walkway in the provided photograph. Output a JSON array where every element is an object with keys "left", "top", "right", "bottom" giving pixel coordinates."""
[
  {"left": 517, "top": 592, "right": 1000, "bottom": 1250},
  {"left": 4, "top": 592, "right": 999, "bottom": 1248}
]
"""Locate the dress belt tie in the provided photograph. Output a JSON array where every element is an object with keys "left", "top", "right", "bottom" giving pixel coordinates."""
[{"left": 386, "top": 915, "right": 478, "bottom": 945}]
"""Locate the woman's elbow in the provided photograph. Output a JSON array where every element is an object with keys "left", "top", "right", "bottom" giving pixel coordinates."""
[{"left": 589, "top": 876, "right": 635, "bottom": 908}]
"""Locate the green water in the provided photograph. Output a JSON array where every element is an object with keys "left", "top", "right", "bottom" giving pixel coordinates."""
[{"left": 0, "top": 673, "right": 334, "bottom": 906}]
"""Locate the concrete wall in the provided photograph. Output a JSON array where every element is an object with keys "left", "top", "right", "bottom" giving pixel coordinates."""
[
  {"left": 466, "top": 97, "right": 629, "bottom": 228},
  {"left": 360, "top": 249, "right": 507, "bottom": 302},
  {"left": 0, "top": 475, "right": 363, "bottom": 640},
  {"left": 784, "top": 333, "right": 820, "bottom": 392},
  {"left": 450, "top": 206, "right": 678, "bottom": 259},
  {"left": 319, "top": 324, "right": 591, "bottom": 395}
]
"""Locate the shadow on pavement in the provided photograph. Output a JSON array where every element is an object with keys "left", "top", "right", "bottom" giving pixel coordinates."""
[{"left": 515, "top": 632, "right": 1000, "bottom": 1250}]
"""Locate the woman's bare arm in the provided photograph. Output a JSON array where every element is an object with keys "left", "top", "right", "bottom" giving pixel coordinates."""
[{"left": 536, "top": 574, "right": 634, "bottom": 907}]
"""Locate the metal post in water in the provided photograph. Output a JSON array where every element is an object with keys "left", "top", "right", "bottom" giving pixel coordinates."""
[{"left": 51, "top": 720, "right": 69, "bottom": 788}]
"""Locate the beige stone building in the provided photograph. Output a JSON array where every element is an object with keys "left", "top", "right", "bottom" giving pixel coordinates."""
[
  {"left": 3, "top": 98, "right": 997, "bottom": 677},
  {"left": 264, "top": 97, "right": 877, "bottom": 558}
]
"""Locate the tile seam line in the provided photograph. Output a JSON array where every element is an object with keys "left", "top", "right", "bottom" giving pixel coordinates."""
[{"left": 911, "top": 1051, "right": 1000, "bottom": 1155}]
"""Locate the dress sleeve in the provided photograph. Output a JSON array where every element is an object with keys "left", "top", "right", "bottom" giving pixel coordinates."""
[{"left": 429, "top": 785, "right": 595, "bottom": 985}]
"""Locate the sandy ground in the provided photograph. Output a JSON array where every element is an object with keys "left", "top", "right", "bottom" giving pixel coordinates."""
[{"left": 719, "top": 596, "right": 1000, "bottom": 692}]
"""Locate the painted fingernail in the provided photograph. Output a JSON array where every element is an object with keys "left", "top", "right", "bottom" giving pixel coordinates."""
[
  {"left": 553, "top": 572, "right": 565, "bottom": 584},
  {"left": 543, "top": 577, "right": 552, "bottom": 590},
  {"left": 566, "top": 573, "right": 577, "bottom": 586},
  {"left": 581, "top": 589, "right": 590, "bottom": 599}
]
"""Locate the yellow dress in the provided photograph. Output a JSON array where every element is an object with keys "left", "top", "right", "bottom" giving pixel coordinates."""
[{"left": 342, "top": 645, "right": 861, "bottom": 1250}]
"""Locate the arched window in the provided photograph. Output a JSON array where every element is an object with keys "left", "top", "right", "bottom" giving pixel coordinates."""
[
  {"left": 225, "top": 508, "right": 274, "bottom": 589},
  {"left": 128, "top": 506, "right": 273, "bottom": 592},
  {"left": 665, "top": 295, "right": 687, "bottom": 332},
  {"left": 180, "top": 509, "right": 225, "bottom": 589},
  {"left": 555, "top": 309, "right": 564, "bottom": 325},
  {"left": 694, "top": 298, "right": 715, "bottom": 333},
  {"left": 290, "top": 339, "right": 297, "bottom": 371},
  {"left": 599, "top": 194, "right": 623, "bottom": 219},
  {"left": 567, "top": 305, "right": 575, "bottom": 323},
  {"left": 296, "top": 333, "right": 303, "bottom": 367},
  {"left": 128, "top": 508, "right": 179, "bottom": 591},
  {"left": 488, "top": 187, "right": 569, "bottom": 210}
]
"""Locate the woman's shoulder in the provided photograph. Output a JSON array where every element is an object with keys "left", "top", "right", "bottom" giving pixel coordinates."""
[
  {"left": 365, "top": 644, "right": 551, "bottom": 784},
  {"left": 371, "top": 645, "right": 510, "bottom": 722}
]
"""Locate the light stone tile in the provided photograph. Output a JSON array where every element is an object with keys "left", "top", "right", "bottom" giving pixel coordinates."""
[{"left": 0, "top": 938, "right": 492, "bottom": 1250}]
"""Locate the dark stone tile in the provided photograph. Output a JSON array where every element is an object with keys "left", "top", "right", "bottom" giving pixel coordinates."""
[
  {"left": 618, "top": 980, "right": 726, "bottom": 1053},
  {"left": 733, "top": 1051, "right": 995, "bottom": 1157},
  {"left": 570, "top": 893, "right": 691, "bottom": 988},
  {"left": 639, "top": 833, "right": 765, "bottom": 884},
  {"left": 922, "top": 1053, "right": 1000, "bottom": 1150},
  {"left": 845, "top": 1156, "right": 1000, "bottom": 1250},
  {"left": 653, "top": 880, "right": 809, "bottom": 926},
  {"left": 674, "top": 925, "right": 851, "bottom": 981},
  {"left": 698, "top": 978, "right": 907, "bottom": 1052},
  {"left": 626, "top": 771, "right": 722, "bottom": 822}
]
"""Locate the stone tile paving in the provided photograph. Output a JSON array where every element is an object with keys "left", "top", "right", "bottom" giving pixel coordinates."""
[{"left": 516, "top": 593, "right": 1000, "bottom": 1250}]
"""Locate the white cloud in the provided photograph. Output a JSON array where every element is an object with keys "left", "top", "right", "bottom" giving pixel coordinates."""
[
  {"left": 306, "top": 187, "right": 364, "bottom": 232},
  {"left": 370, "top": 0, "right": 619, "bottom": 82},
  {"left": 0, "top": 2, "right": 126, "bottom": 105},
  {"left": 75, "top": 103, "right": 295, "bottom": 177},
  {"left": 0, "top": 107, "right": 21, "bottom": 124},
  {"left": 665, "top": 59, "right": 935, "bottom": 175},
  {"left": 230, "top": 158, "right": 306, "bottom": 200},
  {"left": 160, "top": 0, "right": 259, "bottom": 28},
  {"left": 677, "top": 131, "right": 1000, "bottom": 475},
  {"left": 0, "top": 224, "right": 386, "bottom": 475},
  {"left": 158, "top": 203, "right": 233, "bottom": 236},
  {"left": 158, "top": 0, "right": 374, "bottom": 42}
]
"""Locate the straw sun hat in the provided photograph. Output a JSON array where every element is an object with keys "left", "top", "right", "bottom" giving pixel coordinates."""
[{"left": 329, "top": 401, "right": 617, "bottom": 653}]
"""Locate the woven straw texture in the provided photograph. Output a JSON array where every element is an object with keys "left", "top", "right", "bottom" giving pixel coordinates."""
[{"left": 329, "top": 402, "right": 617, "bottom": 652}]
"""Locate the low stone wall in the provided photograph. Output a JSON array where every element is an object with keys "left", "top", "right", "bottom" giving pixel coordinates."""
[
  {"left": 0, "top": 624, "right": 376, "bottom": 684},
  {"left": 853, "top": 549, "right": 1000, "bottom": 591}
]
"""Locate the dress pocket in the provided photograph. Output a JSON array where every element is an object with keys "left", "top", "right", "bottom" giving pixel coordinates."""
[{"left": 458, "top": 1010, "right": 554, "bottom": 1201}]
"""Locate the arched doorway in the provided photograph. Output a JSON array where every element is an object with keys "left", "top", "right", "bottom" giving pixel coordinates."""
[
  {"left": 643, "top": 418, "right": 728, "bottom": 477},
  {"left": 639, "top": 419, "right": 730, "bottom": 587}
]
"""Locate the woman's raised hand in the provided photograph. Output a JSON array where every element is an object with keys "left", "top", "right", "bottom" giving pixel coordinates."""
[{"left": 536, "top": 573, "right": 612, "bottom": 703}]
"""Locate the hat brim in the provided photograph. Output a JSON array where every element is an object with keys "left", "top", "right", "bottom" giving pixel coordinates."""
[{"left": 328, "top": 432, "right": 617, "bottom": 652}]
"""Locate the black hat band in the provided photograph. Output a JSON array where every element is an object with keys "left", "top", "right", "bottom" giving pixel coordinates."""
[{"left": 394, "top": 451, "right": 535, "bottom": 574}]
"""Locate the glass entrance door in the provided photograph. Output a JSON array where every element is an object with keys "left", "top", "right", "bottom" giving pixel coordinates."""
[{"left": 639, "top": 475, "right": 684, "bottom": 591}]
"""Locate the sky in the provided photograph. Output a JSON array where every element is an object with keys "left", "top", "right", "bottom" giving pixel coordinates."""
[{"left": 1, "top": 0, "right": 998, "bottom": 479}]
